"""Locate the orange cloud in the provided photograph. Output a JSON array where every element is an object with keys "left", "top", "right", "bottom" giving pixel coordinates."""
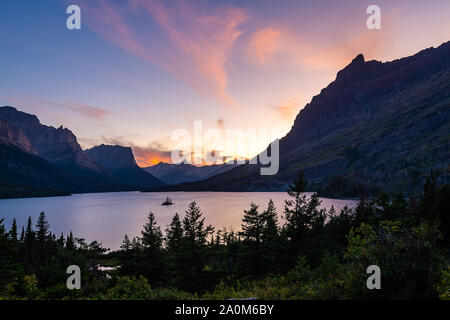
[
  {"left": 247, "top": 27, "right": 346, "bottom": 70},
  {"left": 247, "top": 22, "right": 393, "bottom": 71},
  {"left": 133, "top": 144, "right": 172, "bottom": 167},
  {"left": 82, "top": 0, "right": 247, "bottom": 105},
  {"left": 273, "top": 98, "right": 301, "bottom": 120},
  {"left": 248, "top": 28, "right": 283, "bottom": 63}
]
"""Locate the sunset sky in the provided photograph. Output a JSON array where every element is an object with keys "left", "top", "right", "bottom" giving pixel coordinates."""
[{"left": 0, "top": 0, "right": 449, "bottom": 166}]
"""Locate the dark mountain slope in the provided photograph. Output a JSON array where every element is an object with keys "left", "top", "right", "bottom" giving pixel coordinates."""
[
  {"left": 84, "top": 144, "right": 165, "bottom": 189},
  {"left": 0, "top": 142, "right": 125, "bottom": 198},
  {"left": 154, "top": 41, "right": 450, "bottom": 196}
]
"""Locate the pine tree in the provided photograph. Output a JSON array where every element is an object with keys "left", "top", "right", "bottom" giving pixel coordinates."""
[
  {"left": 57, "top": 233, "right": 65, "bottom": 247},
  {"left": 35, "top": 212, "right": 50, "bottom": 246},
  {"left": 24, "top": 217, "right": 35, "bottom": 250},
  {"left": 24, "top": 216, "right": 37, "bottom": 273},
  {"left": 120, "top": 234, "right": 132, "bottom": 251},
  {"left": 0, "top": 219, "right": 15, "bottom": 287},
  {"left": 166, "top": 213, "right": 183, "bottom": 252},
  {"left": 179, "top": 202, "right": 214, "bottom": 291},
  {"left": 284, "top": 171, "right": 309, "bottom": 243},
  {"left": 131, "top": 236, "right": 141, "bottom": 249},
  {"left": 240, "top": 203, "right": 264, "bottom": 243},
  {"left": 215, "top": 229, "right": 222, "bottom": 246},
  {"left": 9, "top": 218, "right": 18, "bottom": 245},
  {"left": 261, "top": 199, "right": 279, "bottom": 243},
  {"left": 284, "top": 171, "right": 326, "bottom": 246},
  {"left": 140, "top": 212, "right": 163, "bottom": 251},
  {"left": 66, "top": 231, "right": 75, "bottom": 251},
  {"left": 182, "top": 201, "right": 214, "bottom": 249},
  {"left": 354, "top": 194, "right": 371, "bottom": 226},
  {"left": 138, "top": 212, "right": 166, "bottom": 284}
]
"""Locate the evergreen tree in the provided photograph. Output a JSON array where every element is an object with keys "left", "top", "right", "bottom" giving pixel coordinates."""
[
  {"left": 354, "top": 193, "right": 373, "bottom": 226},
  {"left": 283, "top": 171, "right": 327, "bottom": 264},
  {"left": 283, "top": 171, "right": 309, "bottom": 243},
  {"left": 57, "top": 233, "right": 65, "bottom": 247},
  {"left": 261, "top": 199, "right": 279, "bottom": 243},
  {"left": 24, "top": 216, "right": 36, "bottom": 273},
  {"left": 35, "top": 212, "right": 50, "bottom": 247},
  {"left": 140, "top": 212, "right": 163, "bottom": 251},
  {"left": 66, "top": 231, "right": 75, "bottom": 251},
  {"left": 24, "top": 217, "right": 35, "bottom": 251},
  {"left": 118, "top": 234, "right": 140, "bottom": 277},
  {"left": 138, "top": 212, "right": 166, "bottom": 284},
  {"left": 20, "top": 226, "right": 25, "bottom": 243},
  {"left": 131, "top": 236, "right": 141, "bottom": 249},
  {"left": 183, "top": 201, "right": 214, "bottom": 249},
  {"left": 166, "top": 213, "right": 183, "bottom": 252},
  {"left": 180, "top": 202, "right": 214, "bottom": 291},
  {"left": 240, "top": 203, "right": 264, "bottom": 243},
  {"left": 0, "top": 219, "right": 16, "bottom": 287},
  {"left": 120, "top": 234, "right": 132, "bottom": 251},
  {"left": 9, "top": 218, "right": 18, "bottom": 245}
]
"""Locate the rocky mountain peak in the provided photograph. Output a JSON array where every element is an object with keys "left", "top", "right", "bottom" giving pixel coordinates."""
[
  {"left": 0, "top": 106, "right": 106, "bottom": 174},
  {"left": 0, "top": 106, "right": 41, "bottom": 128},
  {"left": 334, "top": 53, "right": 377, "bottom": 82},
  {"left": 84, "top": 144, "right": 139, "bottom": 169},
  {"left": 351, "top": 53, "right": 365, "bottom": 64}
]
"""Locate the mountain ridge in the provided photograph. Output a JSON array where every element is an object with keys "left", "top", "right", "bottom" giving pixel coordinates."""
[
  {"left": 143, "top": 161, "right": 238, "bottom": 185},
  {"left": 0, "top": 107, "right": 163, "bottom": 198},
  {"left": 0, "top": 106, "right": 110, "bottom": 178}
]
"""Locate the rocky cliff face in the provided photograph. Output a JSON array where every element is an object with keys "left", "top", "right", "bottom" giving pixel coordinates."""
[
  {"left": 156, "top": 41, "right": 450, "bottom": 196},
  {"left": 84, "top": 144, "right": 139, "bottom": 169},
  {"left": 0, "top": 106, "right": 108, "bottom": 176},
  {"left": 85, "top": 144, "right": 165, "bottom": 189},
  {"left": 0, "top": 119, "right": 36, "bottom": 154}
]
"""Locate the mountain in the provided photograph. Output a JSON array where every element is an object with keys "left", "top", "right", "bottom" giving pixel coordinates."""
[
  {"left": 84, "top": 144, "right": 165, "bottom": 189},
  {"left": 0, "top": 141, "right": 123, "bottom": 198},
  {"left": 0, "top": 107, "right": 144, "bottom": 198},
  {"left": 143, "top": 161, "right": 238, "bottom": 185},
  {"left": 152, "top": 41, "right": 450, "bottom": 196},
  {"left": 0, "top": 106, "right": 113, "bottom": 181}
]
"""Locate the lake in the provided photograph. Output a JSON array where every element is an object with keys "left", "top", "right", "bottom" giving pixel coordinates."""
[{"left": 0, "top": 192, "right": 357, "bottom": 250}]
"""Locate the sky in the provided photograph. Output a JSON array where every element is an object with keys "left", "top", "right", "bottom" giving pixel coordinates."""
[{"left": 0, "top": 0, "right": 449, "bottom": 166}]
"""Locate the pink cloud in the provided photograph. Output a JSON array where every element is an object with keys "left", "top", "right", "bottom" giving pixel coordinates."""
[
  {"left": 1, "top": 95, "right": 111, "bottom": 121},
  {"left": 247, "top": 27, "right": 348, "bottom": 70},
  {"left": 82, "top": 0, "right": 248, "bottom": 105},
  {"left": 248, "top": 28, "right": 284, "bottom": 64},
  {"left": 50, "top": 101, "right": 112, "bottom": 120},
  {"left": 246, "top": 21, "right": 394, "bottom": 71}
]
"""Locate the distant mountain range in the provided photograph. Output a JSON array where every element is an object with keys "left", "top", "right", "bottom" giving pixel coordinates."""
[
  {"left": 151, "top": 41, "right": 450, "bottom": 197},
  {"left": 0, "top": 107, "right": 165, "bottom": 198},
  {"left": 143, "top": 161, "right": 238, "bottom": 185}
]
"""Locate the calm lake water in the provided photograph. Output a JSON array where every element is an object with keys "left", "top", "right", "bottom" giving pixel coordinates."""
[{"left": 0, "top": 192, "right": 357, "bottom": 250}]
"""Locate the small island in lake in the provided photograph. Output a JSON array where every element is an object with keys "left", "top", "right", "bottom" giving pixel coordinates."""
[{"left": 161, "top": 197, "right": 174, "bottom": 206}]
